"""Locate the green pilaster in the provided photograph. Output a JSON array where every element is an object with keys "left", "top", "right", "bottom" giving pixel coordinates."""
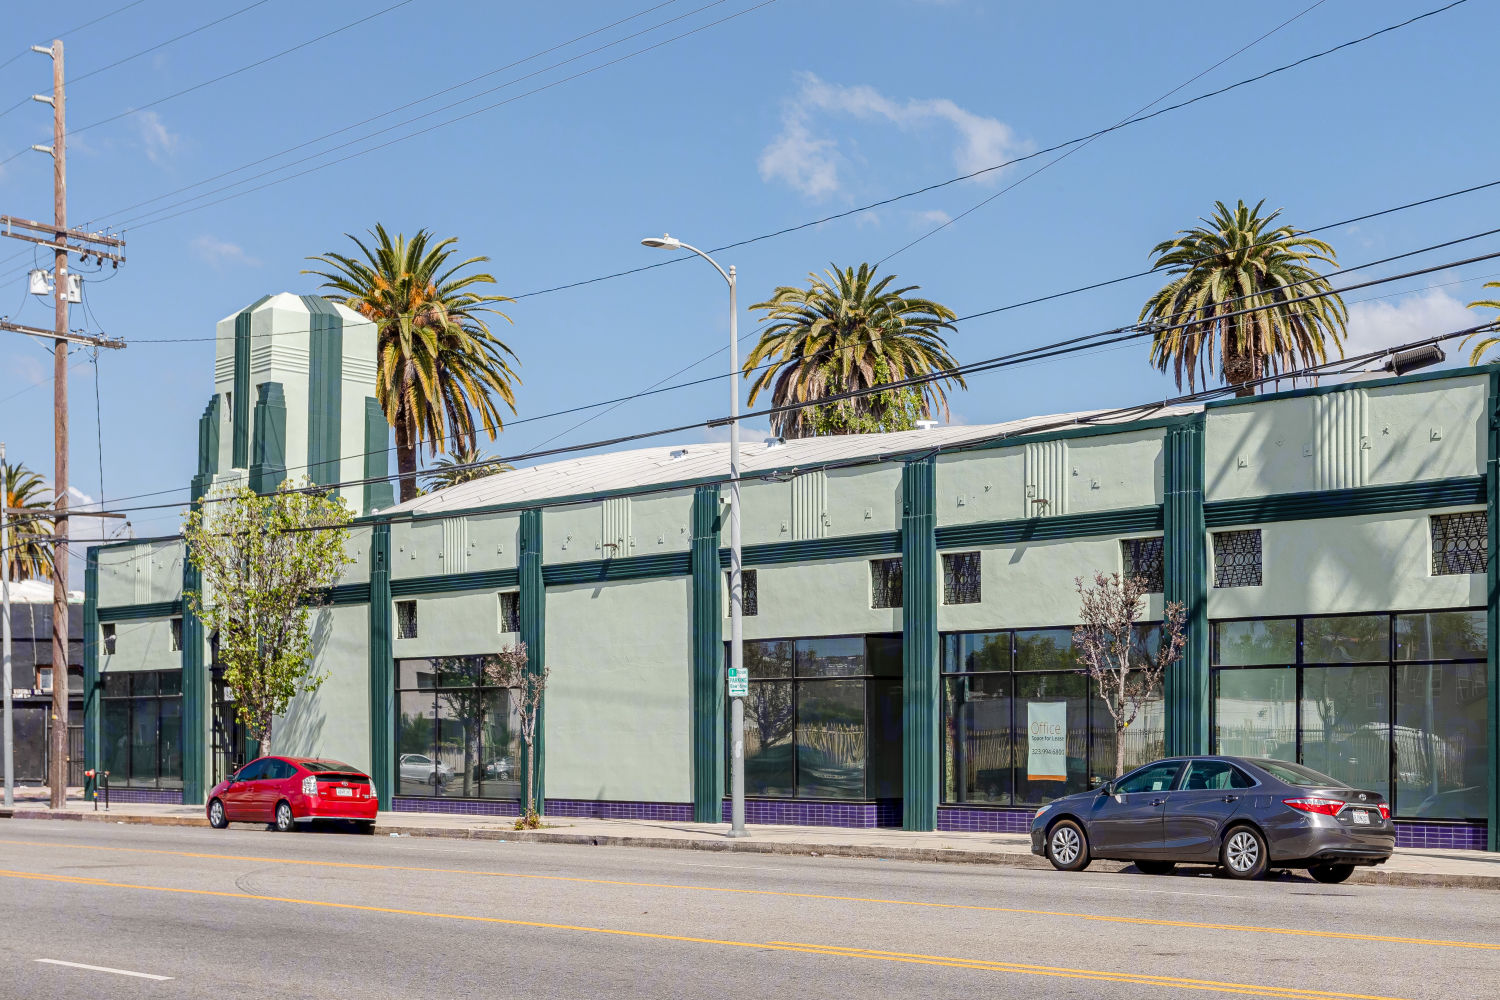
[
  {"left": 901, "top": 456, "right": 939, "bottom": 831},
  {"left": 1487, "top": 372, "right": 1499, "bottom": 852},
  {"left": 180, "top": 551, "right": 207, "bottom": 804},
  {"left": 82, "top": 547, "right": 100, "bottom": 799},
  {"left": 519, "top": 508, "right": 546, "bottom": 815},
  {"left": 1164, "top": 418, "right": 1209, "bottom": 757},
  {"left": 368, "top": 522, "right": 393, "bottom": 809},
  {"left": 302, "top": 295, "right": 344, "bottom": 489},
  {"left": 248, "top": 381, "right": 287, "bottom": 495},
  {"left": 191, "top": 395, "right": 220, "bottom": 500},
  {"left": 363, "top": 397, "right": 395, "bottom": 514},
  {"left": 231, "top": 310, "right": 251, "bottom": 469},
  {"left": 690, "top": 486, "right": 724, "bottom": 821}
]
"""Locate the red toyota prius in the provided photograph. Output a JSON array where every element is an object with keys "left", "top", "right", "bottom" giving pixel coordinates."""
[{"left": 206, "top": 756, "right": 378, "bottom": 833}]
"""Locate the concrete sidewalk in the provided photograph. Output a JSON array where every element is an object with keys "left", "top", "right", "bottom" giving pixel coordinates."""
[{"left": 3, "top": 791, "right": 1497, "bottom": 890}]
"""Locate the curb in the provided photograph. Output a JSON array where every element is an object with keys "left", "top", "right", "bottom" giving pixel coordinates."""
[{"left": 4, "top": 807, "right": 1496, "bottom": 890}]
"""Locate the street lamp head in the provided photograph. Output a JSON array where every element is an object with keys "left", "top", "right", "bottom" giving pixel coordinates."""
[{"left": 641, "top": 234, "right": 681, "bottom": 250}]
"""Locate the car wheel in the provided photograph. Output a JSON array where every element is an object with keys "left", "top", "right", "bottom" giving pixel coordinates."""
[
  {"left": 1134, "top": 860, "right": 1176, "bottom": 876},
  {"left": 1309, "top": 863, "right": 1354, "bottom": 885},
  {"left": 1046, "top": 819, "right": 1091, "bottom": 872},
  {"left": 1220, "top": 826, "right": 1268, "bottom": 880},
  {"left": 208, "top": 799, "right": 228, "bottom": 829},
  {"left": 428, "top": 773, "right": 442, "bottom": 787},
  {"left": 274, "top": 800, "right": 295, "bottom": 833}
]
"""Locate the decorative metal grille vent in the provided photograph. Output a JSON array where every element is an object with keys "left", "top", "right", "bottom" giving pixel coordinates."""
[
  {"left": 498, "top": 592, "right": 521, "bottom": 634},
  {"left": 395, "top": 600, "right": 419, "bottom": 639},
  {"left": 1431, "top": 512, "right": 1486, "bottom": 575},
  {"left": 726, "top": 569, "right": 758, "bottom": 616},
  {"left": 942, "top": 551, "right": 981, "bottom": 605},
  {"left": 871, "top": 557, "right": 903, "bottom": 609},
  {"left": 1212, "top": 530, "right": 1262, "bottom": 589},
  {"left": 1121, "top": 537, "right": 1165, "bottom": 593}
]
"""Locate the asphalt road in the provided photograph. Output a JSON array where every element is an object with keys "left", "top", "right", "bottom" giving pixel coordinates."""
[{"left": 0, "top": 819, "right": 1494, "bottom": 999}]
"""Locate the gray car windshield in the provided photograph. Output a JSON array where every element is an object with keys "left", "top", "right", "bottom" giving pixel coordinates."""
[{"left": 1251, "top": 759, "right": 1340, "bottom": 787}]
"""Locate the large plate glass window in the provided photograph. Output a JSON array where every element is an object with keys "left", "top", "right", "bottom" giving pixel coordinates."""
[
  {"left": 100, "top": 669, "right": 184, "bottom": 789},
  {"left": 395, "top": 656, "right": 520, "bottom": 800}
]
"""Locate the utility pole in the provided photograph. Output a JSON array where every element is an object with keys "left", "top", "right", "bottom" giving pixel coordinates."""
[
  {"left": 2, "top": 440, "right": 12, "bottom": 807},
  {"left": 0, "top": 40, "right": 126, "bottom": 809}
]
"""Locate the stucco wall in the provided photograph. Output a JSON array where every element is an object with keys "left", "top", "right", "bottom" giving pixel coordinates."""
[
  {"left": 543, "top": 490, "right": 694, "bottom": 565},
  {"left": 544, "top": 576, "right": 692, "bottom": 802},
  {"left": 97, "top": 541, "right": 184, "bottom": 608},
  {"left": 737, "top": 556, "right": 903, "bottom": 640},
  {"left": 276, "top": 605, "right": 371, "bottom": 771},
  {"left": 99, "top": 618, "right": 180, "bottom": 674},
  {"left": 391, "top": 590, "right": 520, "bottom": 659}
]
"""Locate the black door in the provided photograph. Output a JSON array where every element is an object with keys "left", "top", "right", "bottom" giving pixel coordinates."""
[
  {"left": 1163, "top": 760, "right": 1255, "bottom": 859},
  {"left": 1088, "top": 760, "right": 1184, "bottom": 858},
  {"left": 14, "top": 703, "right": 46, "bottom": 783}
]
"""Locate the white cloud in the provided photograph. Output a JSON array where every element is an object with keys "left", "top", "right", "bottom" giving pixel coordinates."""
[
  {"left": 135, "top": 110, "right": 181, "bottom": 164},
  {"left": 192, "top": 235, "right": 260, "bottom": 269},
  {"left": 10, "top": 354, "right": 46, "bottom": 387},
  {"left": 759, "top": 73, "right": 1029, "bottom": 198},
  {"left": 912, "top": 208, "right": 952, "bottom": 227},
  {"left": 1343, "top": 287, "right": 1478, "bottom": 365}
]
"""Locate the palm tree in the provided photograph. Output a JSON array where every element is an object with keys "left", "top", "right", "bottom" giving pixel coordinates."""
[
  {"left": 422, "top": 446, "right": 513, "bottom": 493},
  {"left": 2, "top": 460, "right": 53, "bottom": 581},
  {"left": 1459, "top": 282, "right": 1500, "bottom": 363},
  {"left": 304, "top": 225, "right": 521, "bottom": 502},
  {"left": 1141, "top": 200, "right": 1347, "bottom": 396},
  {"left": 745, "top": 263, "right": 964, "bottom": 438}
]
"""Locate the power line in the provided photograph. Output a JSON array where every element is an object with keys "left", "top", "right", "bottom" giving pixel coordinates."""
[{"left": 0, "top": 1, "right": 151, "bottom": 74}]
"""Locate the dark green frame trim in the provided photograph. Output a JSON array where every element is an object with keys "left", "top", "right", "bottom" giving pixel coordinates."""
[
  {"left": 935, "top": 506, "right": 1163, "bottom": 550},
  {"left": 545, "top": 552, "right": 691, "bottom": 585},
  {"left": 718, "top": 532, "right": 901, "bottom": 569},
  {"left": 369, "top": 523, "right": 393, "bottom": 809},
  {"left": 1205, "top": 477, "right": 1485, "bottom": 527},
  {"left": 97, "top": 600, "right": 182, "bottom": 623},
  {"left": 902, "top": 457, "right": 939, "bottom": 831},
  {"left": 390, "top": 569, "right": 521, "bottom": 597},
  {"left": 82, "top": 548, "right": 100, "bottom": 800},
  {"left": 363, "top": 397, "right": 395, "bottom": 514},
  {"left": 1488, "top": 372, "right": 1500, "bottom": 852},
  {"left": 180, "top": 555, "right": 207, "bottom": 805},
  {"left": 192, "top": 395, "right": 220, "bottom": 501},
  {"left": 321, "top": 583, "right": 373, "bottom": 606},
  {"left": 231, "top": 310, "right": 251, "bottom": 469},
  {"left": 519, "top": 509, "right": 546, "bottom": 815},
  {"left": 1163, "top": 417, "right": 1209, "bottom": 757},
  {"left": 248, "top": 381, "right": 287, "bottom": 495},
  {"left": 690, "top": 486, "right": 724, "bottom": 822},
  {"left": 303, "top": 295, "right": 344, "bottom": 490}
]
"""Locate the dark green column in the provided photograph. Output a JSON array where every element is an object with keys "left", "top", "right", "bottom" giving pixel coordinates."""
[
  {"left": 1486, "top": 372, "right": 1499, "bottom": 852},
  {"left": 82, "top": 547, "right": 100, "bottom": 799},
  {"left": 302, "top": 295, "right": 344, "bottom": 490},
  {"left": 901, "top": 456, "right": 939, "bottom": 831},
  {"left": 248, "top": 382, "right": 287, "bottom": 495},
  {"left": 368, "top": 522, "right": 393, "bottom": 808},
  {"left": 519, "top": 508, "right": 547, "bottom": 815},
  {"left": 180, "top": 550, "right": 207, "bottom": 804},
  {"left": 690, "top": 486, "right": 724, "bottom": 821},
  {"left": 363, "top": 398, "right": 395, "bottom": 514},
  {"left": 190, "top": 395, "right": 220, "bottom": 500},
  {"left": 231, "top": 311, "right": 251, "bottom": 469},
  {"left": 1164, "top": 418, "right": 1209, "bottom": 757}
]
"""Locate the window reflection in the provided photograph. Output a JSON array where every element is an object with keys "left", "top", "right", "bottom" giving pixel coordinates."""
[
  {"left": 100, "top": 669, "right": 183, "bottom": 789},
  {"left": 1214, "top": 668, "right": 1296, "bottom": 761},
  {"left": 1396, "top": 663, "right": 1487, "bottom": 818},
  {"left": 396, "top": 656, "right": 519, "bottom": 800}
]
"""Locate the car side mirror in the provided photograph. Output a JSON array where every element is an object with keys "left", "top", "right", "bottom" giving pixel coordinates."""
[{"left": 1099, "top": 782, "right": 1114, "bottom": 796}]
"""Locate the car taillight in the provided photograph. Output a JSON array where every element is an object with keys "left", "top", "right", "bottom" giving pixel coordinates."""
[
  {"left": 1283, "top": 797, "right": 1344, "bottom": 816},
  {"left": 302, "top": 775, "right": 317, "bottom": 796},
  {"left": 1378, "top": 802, "right": 1390, "bottom": 820}
]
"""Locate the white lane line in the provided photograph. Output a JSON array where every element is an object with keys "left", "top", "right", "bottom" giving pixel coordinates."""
[{"left": 35, "top": 959, "right": 173, "bottom": 981}]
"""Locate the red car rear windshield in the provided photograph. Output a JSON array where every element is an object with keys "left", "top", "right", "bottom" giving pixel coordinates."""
[{"left": 299, "top": 760, "right": 360, "bottom": 773}]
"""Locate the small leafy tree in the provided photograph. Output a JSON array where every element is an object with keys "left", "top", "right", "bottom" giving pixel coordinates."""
[
  {"left": 182, "top": 479, "right": 353, "bottom": 751},
  {"left": 1073, "top": 572, "right": 1187, "bottom": 780},
  {"left": 487, "top": 642, "right": 546, "bottom": 829}
]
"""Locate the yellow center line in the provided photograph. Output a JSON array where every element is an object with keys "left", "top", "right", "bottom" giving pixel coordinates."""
[
  {"left": 0, "top": 837, "right": 1493, "bottom": 952},
  {"left": 0, "top": 868, "right": 1414, "bottom": 1000}
]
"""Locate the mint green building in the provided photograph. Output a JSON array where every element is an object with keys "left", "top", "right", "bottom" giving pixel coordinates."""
[{"left": 85, "top": 294, "right": 1499, "bottom": 851}]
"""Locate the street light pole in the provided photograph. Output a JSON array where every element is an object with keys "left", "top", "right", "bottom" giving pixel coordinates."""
[
  {"left": 641, "top": 234, "right": 747, "bottom": 838},
  {"left": 1, "top": 440, "right": 12, "bottom": 807}
]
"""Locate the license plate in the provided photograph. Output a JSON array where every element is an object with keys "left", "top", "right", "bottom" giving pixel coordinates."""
[
  {"left": 1350, "top": 809, "right": 1369, "bottom": 825},
  {"left": 335, "top": 787, "right": 353, "bottom": 797}
]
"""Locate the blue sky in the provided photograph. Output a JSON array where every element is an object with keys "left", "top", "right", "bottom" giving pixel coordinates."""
[{"left": 2, "top": 0, "right": 1498, "bottom": 551}]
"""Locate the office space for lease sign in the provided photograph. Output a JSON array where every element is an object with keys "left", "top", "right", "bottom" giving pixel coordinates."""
[{"left": 1027, "top": 701, "right": 1068, "bottom": 781}]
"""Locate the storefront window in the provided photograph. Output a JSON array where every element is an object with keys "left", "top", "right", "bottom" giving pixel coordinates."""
[
  {"left": 100, "top": 669, "right": 183, "bottom": 788},
  {"left": 395, "top": 656, "right": 519, "bottom": 800},
  {"left": 943, "top": 673, "right": 1012, "bottom": 804},
  {"left": 1213, "top": 610, "right": 1487, "bottom": 819},
  {"left": 732, "top": 635, "right": 900, "bottom": 800}
]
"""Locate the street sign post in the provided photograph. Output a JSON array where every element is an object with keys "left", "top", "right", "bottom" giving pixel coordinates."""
[{"left": 727, "top": 664, "right": 748, "bottom": 698}]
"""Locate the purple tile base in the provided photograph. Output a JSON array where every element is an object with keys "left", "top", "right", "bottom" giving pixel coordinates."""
[
  {"left": 721, "top": 799, "right": 903, "bottom": 828},
  {"left": 1394, "top": 820, "right": 1487, "bottom": 851},
  {"left": 103, "top": 787, "right": 184, "bottom": 805},
  {"left": 937, "top": 806, "right": 1034, "bottom": 834},
  {"left": 392, "top": 797, "right": 693, "bottom": 822}
]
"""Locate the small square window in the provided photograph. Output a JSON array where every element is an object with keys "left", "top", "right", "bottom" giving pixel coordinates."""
[
  {"left": 1121, "top": 537, "right": 1164, "bottom": 593},
  {"left": 1430, "top": 511, "right": 1486, "bottom": 575},
  {"left": 725, "top": 569, "right": 758, "bottom": 616},
  {"left": 395, "top": 600, "right": 419, "bottom": 640},
  {"left": 498, "top": 592, "right": 521, "bottom": 634},
  {"left": 170, "top": 617, "right": 183, "bottom": 652},
  {"left": 37, "top": 667, "right": 52, "bottom": 694},
  {"left": 942, "top": 551, "right": 981, "bottom": 605},
  {"left": 101, "top": 623, "right": 116, "bottom": 656},
  {"left": 871, "top": 557, "right": 903, "bottom": 609},
  {"left": 1212, "top": 529, "right": 1262, "bottom": 588}
]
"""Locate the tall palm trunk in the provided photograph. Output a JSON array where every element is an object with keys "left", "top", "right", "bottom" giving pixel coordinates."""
[{"left": 395, "top": 417, "right": 419, "bottom": 503}]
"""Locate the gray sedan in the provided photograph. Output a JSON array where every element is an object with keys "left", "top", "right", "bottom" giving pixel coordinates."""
[{"left": 1030, "top": 756, "right": 1394, "bottom": 883}]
